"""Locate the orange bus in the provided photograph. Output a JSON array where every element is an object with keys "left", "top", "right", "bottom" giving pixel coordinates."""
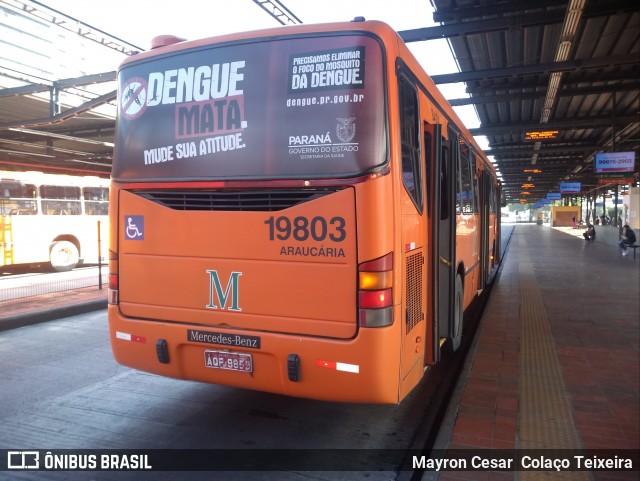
[{"left": 108, "top": 19, "right": 501, "bottom": 404}]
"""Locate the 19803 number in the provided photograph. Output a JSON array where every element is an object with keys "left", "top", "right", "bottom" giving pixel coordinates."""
[{"left": 265, "top": 216, "right": 346, "bottom": 242}]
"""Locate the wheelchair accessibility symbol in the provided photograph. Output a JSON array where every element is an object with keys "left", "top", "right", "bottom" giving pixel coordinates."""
[{"left": 125, "top": 215, "right": 144, "bottom": 240}]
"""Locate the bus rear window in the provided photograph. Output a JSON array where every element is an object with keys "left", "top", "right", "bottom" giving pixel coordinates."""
[{"left": 113, "top": 34, "right": 387, "bottom": 181}]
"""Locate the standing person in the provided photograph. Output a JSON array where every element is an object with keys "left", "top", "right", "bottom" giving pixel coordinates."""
[
  {"left": 583, "top": 223, "right": 596, "bottom": 241},
  {"left": 572, "top": 216, "right": 577, "bottom": 229},
  {"left": 618, "top": 224, "right": 636, "bottom": 256}
]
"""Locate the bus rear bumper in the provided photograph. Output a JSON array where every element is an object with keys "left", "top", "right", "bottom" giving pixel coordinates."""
[{"left": 108, "top": 306, "right": 402, "bottom": 404}]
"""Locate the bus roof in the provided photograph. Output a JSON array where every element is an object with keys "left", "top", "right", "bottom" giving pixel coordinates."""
[
  {"left": 116, "top": 18, "right": 497, "bottom": 180},
  {"left": 119, "top": 20, "right": 400, "bottom": 68},
  {"left": 0, "top": 170, "right": 110, "bottom": 187}
]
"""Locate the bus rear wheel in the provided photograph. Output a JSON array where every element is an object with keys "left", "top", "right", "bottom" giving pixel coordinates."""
[
  {"left": 50, "top": 240, "right": 79, "bottom": 272},
  {"left": 451, "top": 274, "right": 464, "bottom": 352}
]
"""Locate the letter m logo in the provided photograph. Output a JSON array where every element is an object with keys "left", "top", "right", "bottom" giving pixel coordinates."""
[{"left": 205, "top": 270, "right": 242, "bottom": 312}]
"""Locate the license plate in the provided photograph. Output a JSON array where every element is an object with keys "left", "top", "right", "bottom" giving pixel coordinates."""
[{"left": 204, "top": 350, "right": 253, "bottom": 373}]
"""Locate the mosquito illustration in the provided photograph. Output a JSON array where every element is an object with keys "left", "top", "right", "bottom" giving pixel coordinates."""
[{"left": 123, "top": 84, "right": 142, "bottom": 106}]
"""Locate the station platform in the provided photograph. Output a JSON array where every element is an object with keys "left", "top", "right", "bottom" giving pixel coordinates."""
[
  {"left": 0, "top": 288, "right": 106, "bottom": 331},
  {"left": 0, "top": 224, "right": 638, "bottom": 479},
  {"left": 434, "top": 223, "right": 639, "bottom": 480}
]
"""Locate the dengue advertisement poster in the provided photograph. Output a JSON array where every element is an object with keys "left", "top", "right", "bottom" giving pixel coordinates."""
[{"left": 113, "top": 36, "right": 386, "bottom": 181}]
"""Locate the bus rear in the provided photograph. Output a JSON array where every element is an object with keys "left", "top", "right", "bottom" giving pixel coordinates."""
[{"left": 108, "top": 22, "right": 403, "bottom": 403}]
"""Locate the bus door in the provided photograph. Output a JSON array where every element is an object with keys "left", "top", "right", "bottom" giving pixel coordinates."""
[
  {"left": 436, "top": 127, "right": 457, "bottom": 359},
  {"left": 495, "top": 183, "right": 502, "bottom": 264},
  {"left": 0, "top": 215, "right": 12, "bottom": 266},
  {"left": 398, "top": 74, "right": 427, "bottom": 380},
  {"left": 479, "top": 169, "right": 491, "bottom": 289},
  {"left": 423, "top": 122, "right": 438, "bottom": 365}
]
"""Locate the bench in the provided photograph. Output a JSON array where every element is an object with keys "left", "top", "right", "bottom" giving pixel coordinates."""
[{"left": 628, "top": 244, "right": 639, "bottom": 259}]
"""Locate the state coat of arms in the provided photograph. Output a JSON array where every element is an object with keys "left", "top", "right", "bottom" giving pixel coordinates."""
[{"left": 336, "top": 117, "right": 356, "bottom": 143}]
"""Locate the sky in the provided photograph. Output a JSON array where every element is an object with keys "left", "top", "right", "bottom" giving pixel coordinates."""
[
  {"left": 42, "top": 1, "right": 442, "bottom": 56},
  {"left": 40, "top": 0, "right": 484, "bottom": 137}
]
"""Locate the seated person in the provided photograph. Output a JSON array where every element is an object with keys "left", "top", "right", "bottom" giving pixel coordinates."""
[
  {"left": 619, "top": 224, "right": 636, "bottom": 255},
  {"left": 583, "top": 224, "right": 595, "bottom": 241}
]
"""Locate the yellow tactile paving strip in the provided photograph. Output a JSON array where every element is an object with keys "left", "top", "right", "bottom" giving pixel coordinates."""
[{"left": 518, "top": 255, "right": 589, "bottom": 480}]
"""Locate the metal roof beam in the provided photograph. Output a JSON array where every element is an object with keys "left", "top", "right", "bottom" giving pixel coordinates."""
[
  {"left": 432, "top": 0, "right": 566, "bottom": 22},
  {"left": 251, "top": 0, "right": 302, "bottom": 25},
  {"left": 0, "top": 90, "right": 116, "bottom": 130},
  {"left": 449, "top": 81, "right": 640, "bottom": 106},
  {"left": 403, "top": 1, "right": 637, "bottom": 42},
  {"left": 0, "top": 71, "right": 116, "bottom": 98},
  {"left": 0, "top": 137, "right": 106, "bottom": 157},
  {"left": 469, "top": 115, "right": 638, "bottom": 136},
  {"left": 0, "top": 83, "right": 50, "bottom": 97},
  {"left": 3, "top": 127, "right": 114, "bottom": 147},
  {"left": 485, "top": 145, "right": 600, "bottom": 156},
  {"left": 432, "top": 55, "right": 639, "bottom": 84},
  {"left": 54, "top": 72, "right": 116, "bottom": 89},
  {"left": 1, "top": 0, "right": 142, "bottom": 55},
  {"left": 468, "top": 74, "right": 640, "bottom": 94},
  {"left": 494, "top": 160, "right": 586, "bottom": 168},
  {"left": 400, "top": 11, "right": 565, "bottom": 43},
  {"left": 0, "top": 157, "right": 112, "bottom": 176},
  {"left": 463, "top": 72, "right": 640, "bottom": 94},
  {"left": 432, "top": 0, "right": 636, "bottom": 22}
]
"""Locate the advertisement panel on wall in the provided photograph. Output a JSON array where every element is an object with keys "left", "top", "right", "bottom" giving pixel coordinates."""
[{"left": 594, "top": 151, "right": 636, "bottom": 173}]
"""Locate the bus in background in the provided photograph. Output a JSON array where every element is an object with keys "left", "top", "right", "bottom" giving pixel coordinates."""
[
  {"left": 0, "top": 171, "right": 109, "bottom": 272},
  {"left": 108, "top": 19, "right": 500, "bottom": 404}
]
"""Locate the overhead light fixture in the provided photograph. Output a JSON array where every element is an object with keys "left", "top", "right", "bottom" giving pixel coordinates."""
[
  {"left": 555, "top": 41, "right": 572, "bottom": 62},
  {"left": 562, "top": 0, "right": 586, "bottom": 38}
]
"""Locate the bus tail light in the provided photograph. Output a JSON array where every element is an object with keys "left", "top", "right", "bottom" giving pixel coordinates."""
[
  {"left": 108, "top": 273, "right": 119, "bottom": 305},
  {"left": 358, "top": 289, "right": 392, "bottom": 308},
  {"left": 358, "top": 253, "right": 393, "bottom": 327}
]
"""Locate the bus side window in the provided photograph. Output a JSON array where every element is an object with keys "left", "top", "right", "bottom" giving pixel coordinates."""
[
  {"left": 0, "top": 181, "right": 37, "bottom": 215},
  {"left": 440, "top": 144, "right": 449, "bottom": 221},
  {"left": 455, "top": 140, "right": 462, "bottom": 214},
  {"left": 83, "top": 187, "right": 109, "bottom": 215},
  {"left": 472, "top": 153, "right": 479, "bottom": 214},
  {"left": 41, "top": 185, "right": 82, "bottom": 215},
  {"left": 398, "top": 75, "right": 422, "bottom": 212},
  {"left": 459, "top": 142, "right": 473, "bottom": 214},
  {"left": 423, "top": 131, "right": 432, "bottom": 213},
  {"left": 490, "top": 180, "right": 497, "bottom": 214}
]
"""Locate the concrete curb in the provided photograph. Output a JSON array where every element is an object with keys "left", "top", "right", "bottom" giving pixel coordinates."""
[{"left": 0, "top": 299, "right": 107, "bottom": 332}]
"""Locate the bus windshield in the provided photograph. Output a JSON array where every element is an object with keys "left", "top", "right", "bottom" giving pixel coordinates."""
[{"left": 113, "top": 34, "right": 387, "bottom": 182}]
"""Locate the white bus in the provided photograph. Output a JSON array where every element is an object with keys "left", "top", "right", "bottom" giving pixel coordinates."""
[{"left": 0, "top": 171, "right": 109, "bottom": 271}]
